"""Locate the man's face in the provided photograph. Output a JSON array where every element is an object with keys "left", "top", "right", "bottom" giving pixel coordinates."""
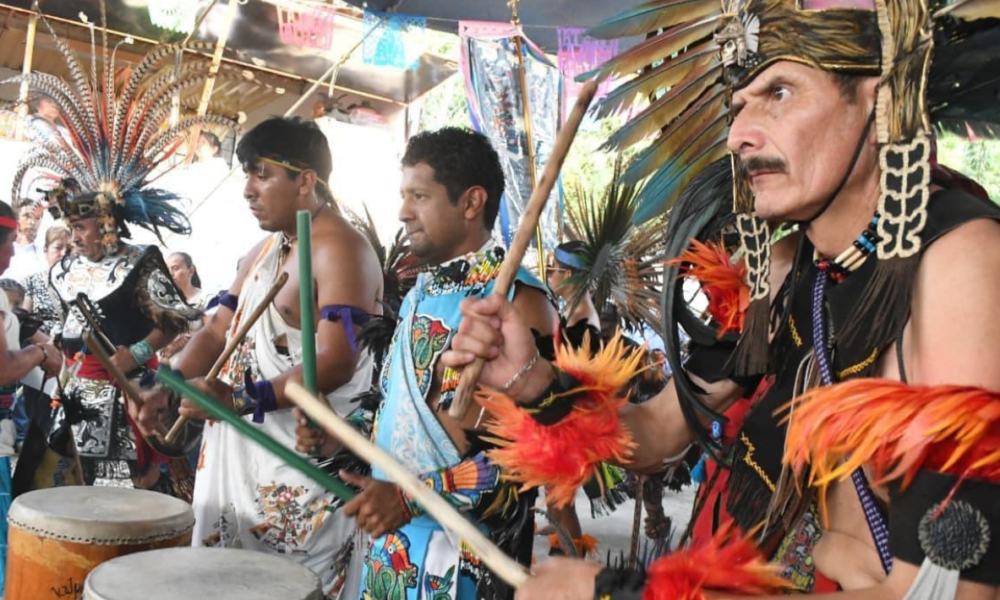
[
  {"left": 398, "top": 163, "right": 470, "bottom": 264},
  {"left": 70, "top": 217, "right": 105, "bottom": 261},
  {"left": 727, "top": 62, "right": 876, "bottom": 222},
  {"left": 167, "top": 254, "right": 193, "bottom": 291},
  {"left": 18, "top": 205, "right": 39, "bottom": 242},
  {"left": 243, "top": 160, "right": 302, "bottom": 232},
  {"left": 0, "top": 231, "right": 15, "bottom": 274}
]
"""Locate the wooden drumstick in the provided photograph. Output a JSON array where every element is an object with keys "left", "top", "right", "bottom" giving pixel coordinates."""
[
  {"left": 85, "top": 332, "right": 169, "bottom": 437},
  {"left": 448, "top": 80, "right": 599, "bottom": 419},
  {"left": 164, "top": 272, "right": 289, "bottom": 443},
  {"left": 284, "top": 381, "right": 529, "bottom": 589}
]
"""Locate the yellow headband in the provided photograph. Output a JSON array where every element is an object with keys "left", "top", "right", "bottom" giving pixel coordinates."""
[{"left": 258, "top": 156, "right": 330, "bottom": 191}]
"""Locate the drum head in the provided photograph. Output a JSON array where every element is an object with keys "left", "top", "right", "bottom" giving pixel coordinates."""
[
  {"left": 8, "top": 487, "right": 194, "bottom": 544},
  {"left": 84, "top": 548, "right": 323, "bottom": 600}
]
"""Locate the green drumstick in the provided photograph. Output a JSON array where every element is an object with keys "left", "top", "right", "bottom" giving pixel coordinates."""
[
  {"left": 155, "top": 367, "right": 356, "bottom": 502},
  {"left": 297, "top": 210, "right": 319, "bottom": 395}
]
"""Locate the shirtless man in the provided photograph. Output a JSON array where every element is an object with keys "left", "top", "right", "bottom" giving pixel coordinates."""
[{"left": 137, "top": 116, "right": 382, "bottom": 599}]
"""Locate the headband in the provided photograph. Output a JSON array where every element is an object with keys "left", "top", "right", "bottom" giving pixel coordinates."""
[
  {"left": 258, "top": 156, "right": 331, "bottom": 192},
  {"left": 554, "top": 247, "right": 586, "bottom": 270},
  {"left": 0, "top": 217, "right": 18, "bottom": 230}
]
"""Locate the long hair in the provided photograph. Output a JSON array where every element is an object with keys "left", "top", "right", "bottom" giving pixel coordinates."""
[{"left": 171, "top": 251, "right": 202, "bottom": 289}]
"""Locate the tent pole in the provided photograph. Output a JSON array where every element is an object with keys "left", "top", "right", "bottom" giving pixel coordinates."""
[
  {"left": 187, "top": 0, "right": 240, "bottom": 162},
  {"left": 15, "top": 13, "right": 37, "bottom": 141},
  {"left": 510, "top": 2, "right": 547, "bottom": 280}
]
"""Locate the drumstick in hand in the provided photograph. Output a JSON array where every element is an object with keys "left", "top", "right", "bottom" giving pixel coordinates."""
[
  {"left": 448, "top": 80, "right": 599, "bottom": 419},
  {"left": 164, "top": 272, "right": 289, "bottom": 442},
  {"left": 285, "top": 381, "right": 529, "bottom": 589}
]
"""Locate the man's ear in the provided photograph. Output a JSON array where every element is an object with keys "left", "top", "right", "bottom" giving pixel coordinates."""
[
  {"left": 463, "top": 186, "right": 488, "bottom": 221},
  {"left": 299, "top": 169, "right": 319, "bottom": 199}
]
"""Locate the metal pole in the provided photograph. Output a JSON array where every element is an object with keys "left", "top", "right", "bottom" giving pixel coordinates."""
[
  {"left": 187, "top": 0, "right": 240, "bottom": 162},
  {"left": 15, "top": 13, "right": 37, "bottom": 141}
]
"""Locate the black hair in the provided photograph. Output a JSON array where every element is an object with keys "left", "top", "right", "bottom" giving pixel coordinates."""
[
  {"left": 401, "top": 127, "right": 505, "bottom": 230},
  {"left": 170, "top": 251, "right": 202, "bottom": 289},
  {"left": 0, "top": 278, "right": 25, "bottom": 302},
  {"left": 0, "top": 201, "right": 15, "bottom": 244},
  {"left": 236, "top": 117, "right": 333, "bottom": 202},
  {"left": 199, "top": 131, "right": 222, "bottom": 157},
  {"left": 832, "top": 71, "right": 865, "bottom": 104}
]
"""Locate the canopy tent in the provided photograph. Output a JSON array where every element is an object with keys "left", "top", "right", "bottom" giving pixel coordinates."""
[
  {"left": 339, "top": 0, "right": 647, "bottom": 54},
  {"left": 0, "top": 0, "right": 459, "bottom": 119}
]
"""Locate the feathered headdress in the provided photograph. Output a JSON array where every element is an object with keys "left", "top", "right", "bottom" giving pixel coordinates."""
[
  {"left": 585, "top": 0, "right": 1000, "bottom": 375},
  {"left": 560, "top": 157, "right": 668, "bottom": 337},
  {"left": 2, "top": 4, "right": 239, "bottom": 254}
]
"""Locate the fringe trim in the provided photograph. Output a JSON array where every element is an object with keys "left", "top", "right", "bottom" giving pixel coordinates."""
[{"left": 730, "top": 297, "right": 770, "bottom": 376}]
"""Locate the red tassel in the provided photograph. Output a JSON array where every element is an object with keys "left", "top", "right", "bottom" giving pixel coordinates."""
[
  {"left": 478, "top": 332, "right": 643, "bottom": 508},
  {"left": 668, "top": 239, "right": 749, "bottom": 336}
]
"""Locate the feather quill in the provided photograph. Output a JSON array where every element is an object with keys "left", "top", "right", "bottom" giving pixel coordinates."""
[
  {"left": 587, "top": 16, "right": 721, "bottom": 83},
  {"left": 588, "top": 0, "right": 721, "bottom": 40}
]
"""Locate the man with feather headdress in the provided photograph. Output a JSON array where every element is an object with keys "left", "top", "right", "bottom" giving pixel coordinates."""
[
  {"left": 440, "top": 0, "right": 1000, "bottom": 597},
  {"left": 0, "top": 10, "right": 238, "bottom": 495}
]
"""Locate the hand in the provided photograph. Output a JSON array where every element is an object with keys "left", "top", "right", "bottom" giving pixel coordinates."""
[
  {"left": 294, "top": 408, "right": 341, "bottom": 455},
  {"left": 37, "top": 341, "right": 62, "bottom": 375},
  {"left": 440, "top": 295, "right": 553, "bottom": 401},
  {"left": 110, "top": 345, "right": 138, "bottom": 375},
  {"left": 340, "top": 471, "right": 411, "bottom": 538},
  {"left": 130, "top": 385, "right": 172, "bottom": 437},
  {"left": 178, "top": 377, "right": 234, "bottom": 421},
  {"left": 515, "top": 557, "right": 601, "bottom": 600}
]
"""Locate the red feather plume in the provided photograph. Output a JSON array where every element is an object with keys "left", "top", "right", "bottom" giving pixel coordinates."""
[
  {"left": 668, "top": 239, "right": 749, "bottom": 336},
  {"left": 644, "top": 523, "right": 789, "bottom": 600},
  {"left": 477, "top": 332, "right": 643, "bottom": 508},
  {"left": 783, "top": 379, "right": 1000, "bottom": 522}
]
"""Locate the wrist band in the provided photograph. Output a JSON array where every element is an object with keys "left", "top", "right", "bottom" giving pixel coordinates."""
[
  {"left": 396, "top": 487, "right": 414, "bottom": 523},
  {"left": 500, "top": 348, "right": 540, "bottom": 394},
  {"left": 34, "top": 343, "right": 48, "bottom": 367},
  {"left": 128, "top": 339, "right": 154, "bottom": 366},
  {"left": 245, "top": 376, "right": 278, "bottom": 423}
]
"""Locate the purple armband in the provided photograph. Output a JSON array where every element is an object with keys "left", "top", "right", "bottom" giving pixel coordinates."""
[
  {"left": 213, "top": 292, "right": 239, "bottom": 312},
  {"left": 244, "top": 369, "right": 277, "bottom": 423},
  {"left": 320, "top": 305, "right": 371, "bottom": 353}
]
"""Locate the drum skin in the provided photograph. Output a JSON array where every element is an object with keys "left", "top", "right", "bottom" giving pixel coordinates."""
[
  {"left": 83, "top": 547, "right": 322, "bottom": 600},
  {"left": 6, "top": 487, "right": 194, "bottom": 600}
]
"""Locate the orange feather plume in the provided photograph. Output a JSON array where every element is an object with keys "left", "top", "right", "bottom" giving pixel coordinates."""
[
  {"left": 668, "top": 239, "right": 749, "bottom": 336},
  {"left": 783, "top": 379, "right": 1000, "bottom": 522},
  {"left": 477, "top": 332, "right": 642, "bottom": 508},
  {"left": 644, "top": 523, "right": 789, "bottom": 600}
]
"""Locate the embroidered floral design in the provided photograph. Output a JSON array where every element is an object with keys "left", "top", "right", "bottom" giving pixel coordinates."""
[
  {"left": 425, "top": 246, "right": 504, "bottom": 297},
  {"left": 423, "top": 566, "right": 456, "bottom": 600},
  {"left": 252, "top": 483, "right": 330, "bottom": 554}
]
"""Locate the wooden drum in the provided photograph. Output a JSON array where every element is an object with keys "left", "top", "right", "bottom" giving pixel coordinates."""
[
  {"left": 6, "top": 487, "right": 194, "bottom": 600},
  {"left": 83, "top": 547, "right": 323, "bottom": 600}
]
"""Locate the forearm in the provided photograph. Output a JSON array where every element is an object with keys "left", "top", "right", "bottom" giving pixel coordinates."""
[
  {"left": 0, "top": 346, "right": 45, "bottom": 386},
  {"left": 172, "top": 325, "right": 226, "bottom": 378}
]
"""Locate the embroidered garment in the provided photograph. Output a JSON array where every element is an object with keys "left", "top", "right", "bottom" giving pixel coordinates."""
[
  {"left": 192, "top": 233, "right": 373, "bottom": 599},
  {"left": 363, "top": 242, "right": 546, "bottom": 600}
]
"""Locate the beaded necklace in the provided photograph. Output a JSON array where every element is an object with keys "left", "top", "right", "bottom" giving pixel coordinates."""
[{"left": 814, "top": 214, "right": 881, "bottom": 282}]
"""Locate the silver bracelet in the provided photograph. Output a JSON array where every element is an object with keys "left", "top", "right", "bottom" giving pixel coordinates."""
[{"left": 499, "top": 349, "right": 540, "bottom": 394}]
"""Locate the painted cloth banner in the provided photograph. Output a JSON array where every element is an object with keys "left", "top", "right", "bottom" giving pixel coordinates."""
[
  {"left": 363, "top": 10, "right": 426, "bottom": 70},
  {"left": 557, "top": 28, "right": 618, "bottom": 122},
  {"left": 459, "top": 21, "right": 562, "bottom": 260}
]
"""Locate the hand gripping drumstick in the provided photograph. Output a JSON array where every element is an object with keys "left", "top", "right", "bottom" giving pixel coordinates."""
[
  {"left": 284, "top": 381, "right": 529, "bottom": 589},
  {"left": 164, "top": 272, "right": 289, "bottom": 442},
  {"left": 448, "top": 80, "right": 599, "bottom": 420},
  {"left": 85, "top": 332, "right": 169, "bottom": 437}
]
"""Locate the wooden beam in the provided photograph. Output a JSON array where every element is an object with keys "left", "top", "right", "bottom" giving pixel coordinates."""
[{"left": 0, "top": 3, "right": 405, "bottom": 107}]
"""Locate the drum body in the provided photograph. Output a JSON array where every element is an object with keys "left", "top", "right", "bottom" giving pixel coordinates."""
[
  {"left": 83, "top": 547, "right": 323, "bottom": 600},
  {"left": 6, "top": 487, "right": 194, "bottom": 600}
]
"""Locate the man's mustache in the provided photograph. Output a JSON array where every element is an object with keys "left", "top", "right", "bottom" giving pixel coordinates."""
[{"left": 738, "top": 156, "right": 788, "bottom": 178}]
